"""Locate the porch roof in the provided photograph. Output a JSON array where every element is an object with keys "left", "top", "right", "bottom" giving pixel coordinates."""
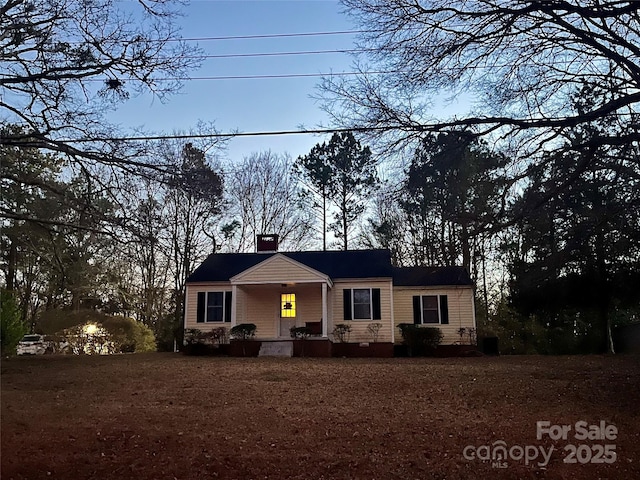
[{"left": 186, "top": 249, "right": 393, "bottom": 283}]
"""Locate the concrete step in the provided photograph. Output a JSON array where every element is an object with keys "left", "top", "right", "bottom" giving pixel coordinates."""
[{"left": 258, "top": 341, "right": 293, "bottom": 357}]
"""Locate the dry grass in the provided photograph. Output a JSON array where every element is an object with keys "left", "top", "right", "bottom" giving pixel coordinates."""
[{"left": 2, "top": 353, "right": 639, "bottom": 479}]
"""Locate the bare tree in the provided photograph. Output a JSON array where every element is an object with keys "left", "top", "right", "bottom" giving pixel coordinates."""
[
  {"left": 322, "top": 1, "right": 640, "bottom": 167},
  {"left": 159, "top": 140, "right": 224, "bottom": 345},
  {"left": 1, "top": 0, "right": 199, "bottom": 149},
  {"left": 1, "top": 0, "right": 203, "bottom": 230},
  {"left": 222, "top": 151, "right": 315, "bottom": 252}
]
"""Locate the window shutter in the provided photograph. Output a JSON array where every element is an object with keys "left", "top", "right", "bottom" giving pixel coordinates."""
[
  {"left": 343, "top": 289, "right": 352, "bottom": 320},
  {"left": 439, "top": 295, "right": 449, "bottom": 324},
  {"left": 372, "top": 288, "right": 381, "bottom": 320},
  {"left": 224, "top": 291, "right": 232, "bottom": 322},
  {"left": 197, "top": 292, "right": 205, "bottom": 323},
  {"left": 413, "top": 296, "right": 421, "bottom": 324}
]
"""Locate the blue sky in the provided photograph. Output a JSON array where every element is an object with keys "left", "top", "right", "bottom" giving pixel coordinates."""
[{"left": 110, "top": 0, "right": 358, "bottom": 162}]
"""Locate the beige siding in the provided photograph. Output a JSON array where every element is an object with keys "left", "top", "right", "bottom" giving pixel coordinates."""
[
  {"left": 393, "top": 286, "right": 475, "bottom": 344},
  {"left": 184, "top": 283, "right": 232, "bottom": 335},
  {"left": 330, "top": 280, "right": 394, "bottom": 343},
  {"left": 232, "top": 255, "right": 327, "bottom": 284}
]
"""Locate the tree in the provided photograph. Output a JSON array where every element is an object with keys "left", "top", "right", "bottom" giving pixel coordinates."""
[
  {"left": 326, "top": 132, "right": 379, "bottom": 250},
  {"left": 507, "top": 85, "right": 640, "bottom": 354},
  {"left": 162, "top": 141, "right": 224, "bottom": 347},
  {"left": 294, "top": 144, "right": 334, "bottom": 250},
  {"left": 223, "top": 151, "right": 314, "bottom": 252},
  {"left": 322, "top": 1, "right": 640, "bottom": 189},
  {"left": 296, "top": 132, "right": 379, "bottom": 250},
  {"left": 1, "top": 0, "right": 198, "bottom": 155},
  {"left": 362, "top": 132, "right": 506, "bottom": 281},
  {"left": 402, "top": 132, "right": 507, "bottom": 272},
  {"left": 0, "top": 289, "right": 27, "bottom": 355},
  {"left": 1, "top": 0, "right": 202, "bottom": 228}
]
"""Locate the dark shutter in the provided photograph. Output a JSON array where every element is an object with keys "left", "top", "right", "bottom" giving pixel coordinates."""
[
  {"left": 196, "top": 292, "right": 205, "bottom": 323},
  {"left": 372, "top": 288, "right": 381, "bottom": 320},
  {"left": 413, "top": 296, "right": 421, "bottom": 324},
  {"left": 224, "top": 291, "right": 232, "bottom": 322},
  {"left": 439, "top": 295, "right": 449, "bottom": 324},
  {"left": 343, "top": 289, "right": 352, "bottom": 320}
]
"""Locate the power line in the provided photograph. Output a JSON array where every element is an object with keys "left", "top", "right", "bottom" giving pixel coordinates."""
[
  {"left": 178, "top": 48, "right": 371, "bottom": 60},
  {"left": 58, "top": 127, "right": 389, "bottom": 143},
  {"left": 82, "top": 71, "right": 398, "bottom": 82},
  {"left": 173, "top": 30, "right": 369, "bottom": 42},
  {"left": 50, "top": 30, "right": 369, "bottom": 46}
]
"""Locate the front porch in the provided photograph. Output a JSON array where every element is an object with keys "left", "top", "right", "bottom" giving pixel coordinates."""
[{"left": 231, "top": 283, "right": 332, "bottom": 339}]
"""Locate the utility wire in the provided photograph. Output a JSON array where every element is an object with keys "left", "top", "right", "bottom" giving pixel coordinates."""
[
  {"left": 173, "top": 48, "right": 372, "bottom": 60},
  {"left": 59, "top": 126, "right": 389, "bottom": 143},
  {"left": 81, "top": 71, "right": 398, "bottom": 82},
  {"left": 173, "top": 30, "right": 369, "bottom": 42}
]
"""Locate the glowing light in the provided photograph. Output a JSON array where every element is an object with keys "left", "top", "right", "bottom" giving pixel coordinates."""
[{"left": 84, "top": 323, "right": 98, "bottom": 335}]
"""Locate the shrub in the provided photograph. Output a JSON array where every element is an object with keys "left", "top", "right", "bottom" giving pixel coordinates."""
[
  {"left": 0, "top": 289, "right": 27, "bottom": 355},
  {"left": 332, "top": 323, "right": 351, "bottom": 343},
  {"left": 290, "top": 326, "right": 311, "bottom": 340},
  {"left": 230, "top": 323, "right": 257, "bottom": 340},
  {"left": 367, "top": 322, "right": 383, "bottom": 342},
  {"left": 184, "top": 327, "right": 228, "bottom": 345},
  {"left": 398, "top": 323, "right": 443, "bottom": 356},
  {"left": 100, "top": 316, "right": 156, "bottom": 353},
  {"left": 183, "top": 329, "right": 214, "bottom": 356}
]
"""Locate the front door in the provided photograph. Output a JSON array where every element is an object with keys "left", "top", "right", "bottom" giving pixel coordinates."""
[
  {"left": 279, "top": 293, "right": 297, "bottom": 338},
  {"left": 279, "top": 318, "right": 296, "bottom": 337}
]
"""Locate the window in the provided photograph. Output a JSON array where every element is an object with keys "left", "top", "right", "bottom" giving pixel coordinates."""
[
  {"left": 343, "top": 288, "right": 381, "bottom": 321},
  {"left": 197, "top": 291, "right": 232, "bottom": 323},
  {"left": 281, "top": 293, "right": 296, "bottom": 318},
  {"left": 207, "top": 292, "right": 224, "bottom": 322},
  {"left": 353, "top": 289, "right": 371, "bottom": 319},
  {"left": 413, "top": 295, "right": 449, "bottom": 325}
]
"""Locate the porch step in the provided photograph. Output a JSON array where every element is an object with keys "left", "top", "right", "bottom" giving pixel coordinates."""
[{"left": 258, "top": 341, "right": 293, "bottom": 357}]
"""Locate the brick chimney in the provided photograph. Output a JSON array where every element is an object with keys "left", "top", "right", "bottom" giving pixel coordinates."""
[{"left": 256, "top": 234, "right": 278, "bottom": 253}]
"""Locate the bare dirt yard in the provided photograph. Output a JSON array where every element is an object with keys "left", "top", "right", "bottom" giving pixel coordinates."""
[{"left": 2, "top": 354, "right": 639, "bottom": 480}]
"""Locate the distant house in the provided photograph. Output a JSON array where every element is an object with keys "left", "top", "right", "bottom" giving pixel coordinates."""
[{"left": 184, "top": 244, "right": 476, "bottom": 356}]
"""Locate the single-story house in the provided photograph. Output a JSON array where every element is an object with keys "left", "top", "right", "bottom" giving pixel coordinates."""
[{"left": 184, "top": 247, "right": 476, "bottom": 355}]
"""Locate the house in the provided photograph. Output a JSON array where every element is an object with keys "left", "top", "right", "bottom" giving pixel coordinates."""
[{"left": 184, "top": 246, "right": 476, "bottom": 356}]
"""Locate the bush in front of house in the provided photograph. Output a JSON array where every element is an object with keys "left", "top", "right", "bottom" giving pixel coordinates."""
[
  {"left": 398, "top": 323, "right": 443, "bottom": 356},
  {"left": 332, "top": 323, "right": 351, "bottom": 343},
  {"left": 230, "top": 323, "right": 257, "bottom": 340},
  {"left": 367, "top": 322, "right": 383, "bottom": 342},
  {"left": 290, "top": 326, "right": 311, "bottom": 340},
  {"left": 182, "top": 327, "right": 230, "bottom": 355}
]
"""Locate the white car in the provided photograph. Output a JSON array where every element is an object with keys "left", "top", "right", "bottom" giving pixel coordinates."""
[{"left": 16, "top": 334, "right": 46, "bottom": 355}]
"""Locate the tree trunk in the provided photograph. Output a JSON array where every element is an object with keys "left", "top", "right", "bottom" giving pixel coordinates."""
[
  {"left": 6, "top": 238, "right": 17, "bottom": 291},
  {"left": 322, "top": 190, "right": 327, "bottom": 251}
]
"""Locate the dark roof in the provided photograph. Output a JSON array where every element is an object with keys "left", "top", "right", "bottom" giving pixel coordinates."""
[
  {"left": 187, "top": 249, "right": 394, "bottom": 282},
  {"left": 391, "top": 266, "right": 473, "bottom": 286}
]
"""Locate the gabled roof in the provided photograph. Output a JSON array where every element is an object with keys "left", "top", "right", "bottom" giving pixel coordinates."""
[
  {"left": 230, "top": 253, "right": 332, "bottom": 285},
  {"left": 186, "top": 249, "right": 394, "bottom": 283},
  {"left": 391, "top": 266, "right": 473, "bottom": 286}
]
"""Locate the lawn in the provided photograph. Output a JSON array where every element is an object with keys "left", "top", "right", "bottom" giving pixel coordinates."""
[{"left": 2, "top": 354, "right": 639, "bottom": 480}]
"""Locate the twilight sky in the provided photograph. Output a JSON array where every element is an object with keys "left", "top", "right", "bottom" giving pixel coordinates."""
[{"left": 109, "top": 0, "right": 358, "bottom": 162}]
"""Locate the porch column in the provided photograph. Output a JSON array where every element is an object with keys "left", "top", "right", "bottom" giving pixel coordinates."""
[
  {"left": 321, "top": 282, "right": 328, "bottom": 338},
  {"left": 231, "top": 284, "right": 237, "bottom": 328}
]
